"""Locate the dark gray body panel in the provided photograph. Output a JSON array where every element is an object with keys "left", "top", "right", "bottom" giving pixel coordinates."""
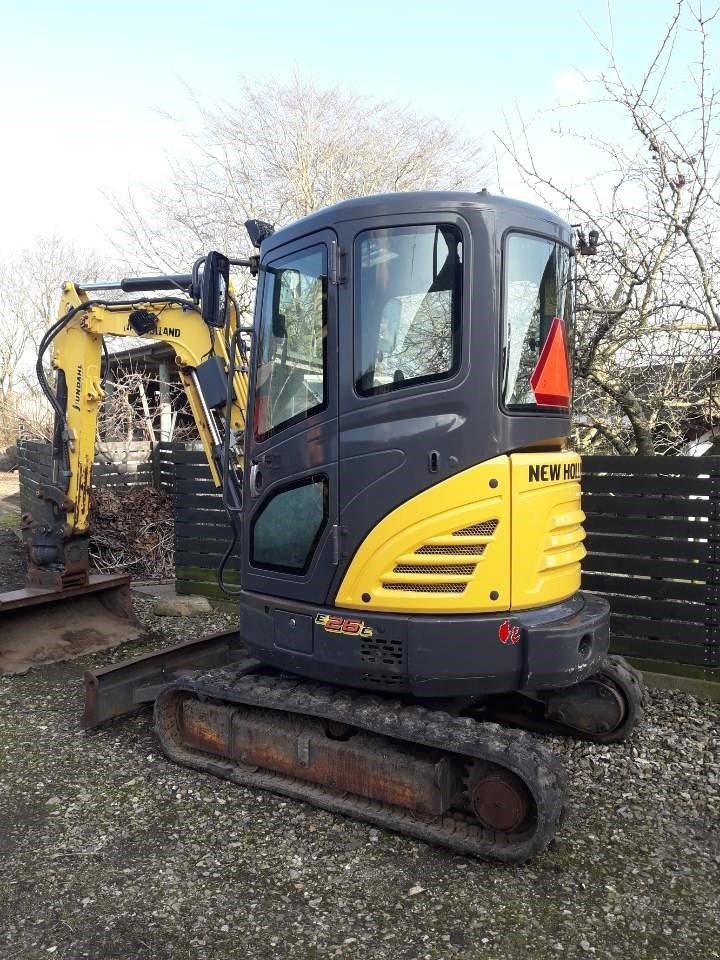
[
  {"left": 243, "top": 192, "right": 571, "bottom": 604},
  {"left": 238, "top": 589, "right": 610, "bottom": 697},
  {"left": 240, "top": 227, "right": 340, "bottom": 604}
]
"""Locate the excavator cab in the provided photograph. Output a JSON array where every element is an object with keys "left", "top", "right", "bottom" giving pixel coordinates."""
[{"left": 234, "top": 192, "right": 606, "bottom": 697}]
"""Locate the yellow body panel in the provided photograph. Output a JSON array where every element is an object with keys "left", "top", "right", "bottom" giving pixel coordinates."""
[
  {"left": 335, "top": 457, "right": 511, "bottom": 614},
  {"left": 509, "top": 452, "right": 585, "bottom": 610},
  {"left": 336, "top": 451, "right": 585, "bottom": 615}
]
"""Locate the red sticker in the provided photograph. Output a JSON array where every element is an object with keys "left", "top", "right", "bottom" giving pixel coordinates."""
[{"left": 498, "top": 620, "right": 521, "bottom": 645}]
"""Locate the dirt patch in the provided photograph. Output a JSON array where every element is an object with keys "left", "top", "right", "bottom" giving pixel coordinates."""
[
  {"left": 0, "top": 588, "right": 144, "bottom": 674},
  {"left": 0, "top": 474, "right": 19, "bottom": 514},
  {"left": 0, "top": 470, "right": 19, "bottom": 504}
]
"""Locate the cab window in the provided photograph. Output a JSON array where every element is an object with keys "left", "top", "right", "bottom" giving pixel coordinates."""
[
  {"left": 355, "top": 224, "right": 462, "bottom": 395},
  {"left": 503, "top": 233, "right": 572, "bottom": 410},
  {"left": 255, "top": 245, "right": 327, "bottom": 440}
]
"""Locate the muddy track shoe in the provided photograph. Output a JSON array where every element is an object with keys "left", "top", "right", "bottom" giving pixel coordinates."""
[
  {"left": 479, "top": 654, "right": 647, "bottom": 744},
  {"left": 154, "top": 667, "right": 568, "bottom": 864}
]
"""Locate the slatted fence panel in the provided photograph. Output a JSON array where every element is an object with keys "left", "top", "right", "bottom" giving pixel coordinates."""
[
  {"left": 17, "top": 437, "right": 720, "bottom": 672},
  {"left": 582, "top": 456, "right": 719, "bottom": 669},
  {"left": 167, "top": 444, "right": 241, "bottom": 599},
  {"left": 17, "top": 441, "right": 53, "bottom": 514},
  {"left": 93, "top": 441, "right": 155, "bottom": 487},
  {"left": 18, "top": 440, "right": 156, "bottom": 514}
]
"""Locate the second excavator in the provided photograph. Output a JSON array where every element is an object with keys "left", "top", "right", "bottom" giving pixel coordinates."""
[{"left": 2, "top": 191, "right": 646, "bottom": 863}]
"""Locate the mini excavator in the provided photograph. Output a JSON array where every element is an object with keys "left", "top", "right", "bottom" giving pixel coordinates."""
[{"left": 0, "top": 192, "right": 646, "bottom": 862}]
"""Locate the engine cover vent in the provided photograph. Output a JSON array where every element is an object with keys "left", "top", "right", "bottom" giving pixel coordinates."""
[{"left": 453, "top": 520, "right": 499, "bottom": 537}]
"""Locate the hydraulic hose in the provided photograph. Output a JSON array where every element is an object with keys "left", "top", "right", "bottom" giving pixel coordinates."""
[{"left": 216, "top": 322, "right": 245, "bottom": 597}]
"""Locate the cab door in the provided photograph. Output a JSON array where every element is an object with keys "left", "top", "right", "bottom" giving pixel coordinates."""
[{"left": 242, "top": 230, "right": 339, "bottom": 605}]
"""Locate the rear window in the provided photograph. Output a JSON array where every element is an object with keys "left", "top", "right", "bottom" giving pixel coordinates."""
[{"left": 503, "top": 233, "right": 572, "bottom": 411}]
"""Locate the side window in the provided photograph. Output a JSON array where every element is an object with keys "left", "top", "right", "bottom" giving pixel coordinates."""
[
  {"left": 255, "top": 245, "right": 327, "bottom": 440},
  {"left": 503, "top": 233, "right": 573, "bottom": 410},
  {"left": 251, "top": 476, "right": 328, "bottom": 573},
  {"left": 355, "top": 224, "right": 462, "bottom": 395}
]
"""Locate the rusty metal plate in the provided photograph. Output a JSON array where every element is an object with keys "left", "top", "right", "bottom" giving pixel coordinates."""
[
  {"left": 82, "top": 630, "right": 251, "bottom": 728},
  {"left": 180, "top": 700, "right": 456, "bottom": 816},
  {"left": 0, "top": 573, "right": 133, "bottom": 611}
]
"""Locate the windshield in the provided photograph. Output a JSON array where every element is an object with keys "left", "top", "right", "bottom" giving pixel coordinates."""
[{"left": 503, "top": 233, "right": 572, "bottom": 411}]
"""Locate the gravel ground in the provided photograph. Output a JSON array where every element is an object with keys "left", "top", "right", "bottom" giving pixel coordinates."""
[
  {"left": 0, "top": 599, "right": 720, "bottom": 960},
  {"left": 0, "top": 539, "right": 718, "bottom": 959}
]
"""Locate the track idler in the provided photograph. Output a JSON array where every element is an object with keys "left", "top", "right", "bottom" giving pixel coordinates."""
[{"left": 479, "top": 655, "right": 647, "bottom": 744}]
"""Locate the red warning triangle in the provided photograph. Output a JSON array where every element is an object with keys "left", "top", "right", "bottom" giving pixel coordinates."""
[{"left": 530, "top": 316, "right": 571, "bottom": 407}]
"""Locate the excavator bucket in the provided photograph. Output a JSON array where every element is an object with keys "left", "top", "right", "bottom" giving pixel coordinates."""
[{"left": 0, "top": 573, "right": 143, "bottom": 674}]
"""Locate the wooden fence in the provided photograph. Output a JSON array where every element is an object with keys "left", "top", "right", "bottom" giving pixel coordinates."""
[
  {"left": 172, "top": 451, "right": 720, "bottom": 672},
  {"left": 160, "top": 443, "right": 241, "bottom": 600},
  {"left": 17, "top": 440, "right": 158, "bottom": 514},
  {"left": 582, "top": 456, "right": 718, "bottom": 671},
  {"left": 16, "top": 440, "right": 720, "bottom": 674}
]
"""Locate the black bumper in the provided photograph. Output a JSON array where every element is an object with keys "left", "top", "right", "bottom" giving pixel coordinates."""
[{"left": 238, "top": 591, "right": 610, "bottom": 698}]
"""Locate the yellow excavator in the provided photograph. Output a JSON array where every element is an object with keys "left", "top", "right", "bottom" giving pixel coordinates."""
[{"left": 0, "top": 192, "right": 646, "bottom": 863}]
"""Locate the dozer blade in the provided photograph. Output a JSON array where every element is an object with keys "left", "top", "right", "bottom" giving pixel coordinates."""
[
  {"left": 0, "top": 573, "right": 143, "bottom": 674},
  {"left": 82, "top": 629, "right": 250, "bottom": 728}
]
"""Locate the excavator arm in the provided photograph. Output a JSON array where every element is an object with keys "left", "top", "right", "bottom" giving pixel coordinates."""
[
  {"left": 0, "top": 252, "right": 253, "bottom": 672},
  {"left": 47, "top": 275, "right": 248, "bottom": 537},
  {"left": 24, "top": 252, "right": 252, "bottom": 591}
]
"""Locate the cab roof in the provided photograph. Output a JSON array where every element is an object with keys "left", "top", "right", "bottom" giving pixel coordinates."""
[{"left": 261, "top": 190, "right": 570, "bottom": 254}]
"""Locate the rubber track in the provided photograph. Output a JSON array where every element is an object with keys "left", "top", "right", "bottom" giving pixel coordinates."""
[
  {"left": 599, "top": 654, "right": 649, "bottom": 713},
  {"left": 154, "top": 668, "right": 567, "bottom": 864},
  {"left": 479, "top": 654, "right": 648, "bottom": 744},
  {"left": 590, "top": 654, "right": 648, "bottom": 742}
]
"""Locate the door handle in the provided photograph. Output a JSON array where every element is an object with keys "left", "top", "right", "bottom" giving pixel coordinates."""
[{"left": 249, "top": 462, "right": 263, "bottom": 498}]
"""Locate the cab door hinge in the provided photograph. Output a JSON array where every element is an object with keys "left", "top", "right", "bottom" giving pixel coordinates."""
[{"left": 329, "top": 241, "right": 345, "bottom": 285}]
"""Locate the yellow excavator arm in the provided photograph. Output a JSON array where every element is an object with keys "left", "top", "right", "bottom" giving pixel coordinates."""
[
  {"left": 51, "top": 278, "right": 248, "bottom": 534},
  {"left": 0, "top": 250, "right": 255, "bottom": 672},
  {"left": 19, "top": 250, "right": 255, "bottom": 599}
]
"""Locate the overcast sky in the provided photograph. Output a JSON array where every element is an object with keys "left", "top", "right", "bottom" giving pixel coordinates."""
[{"left": 0, "top": 0, "right": 699, "bottom": 263}]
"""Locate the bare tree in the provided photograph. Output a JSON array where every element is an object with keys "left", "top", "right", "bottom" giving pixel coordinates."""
[
  {"left": 98, "top": 367, "right": 197, "bottom": 445},
  {"left": 499, "top": 1, "right": 720, "bottom": 454},
  {"left": 0, "top": 236, "right": 112, "bottom": 442},
  {"left": 111, "top": 73, "right": 489, "bottom": 288}
]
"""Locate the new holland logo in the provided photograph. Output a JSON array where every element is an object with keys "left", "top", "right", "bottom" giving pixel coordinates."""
[{"left": 315, "top": 613, "right": 374, "bottom": 638}]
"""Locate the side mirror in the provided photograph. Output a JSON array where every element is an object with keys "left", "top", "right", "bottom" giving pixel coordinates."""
[{"left": 201, "top": 252, "right": 231, "bottom": 328}]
